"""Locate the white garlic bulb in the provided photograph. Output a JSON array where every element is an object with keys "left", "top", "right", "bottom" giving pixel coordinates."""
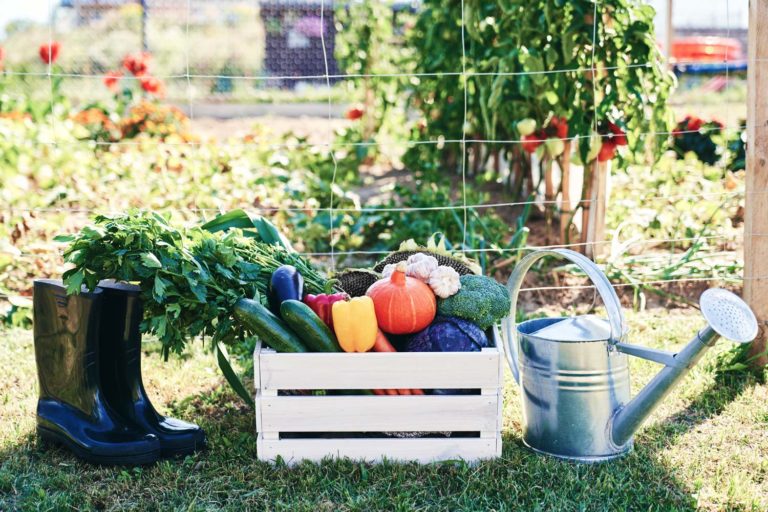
[
  {"left": 405, "top": 253, "right": 439, "bottom": 282},
  {"left": 428, "top": 266, "right": 461, "bottom": 298}
]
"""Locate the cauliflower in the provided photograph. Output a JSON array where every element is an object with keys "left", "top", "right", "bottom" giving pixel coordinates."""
[
  {"left": 436, "top": 274, "right": 511, "bottom": 330},
  {"left": 428, "top": 266, "right": 461, "bottom": 298}
]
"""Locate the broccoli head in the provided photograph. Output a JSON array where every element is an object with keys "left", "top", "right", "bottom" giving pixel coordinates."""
[{"left": 436, "top": 275, "right": 511, "bottom": 330}]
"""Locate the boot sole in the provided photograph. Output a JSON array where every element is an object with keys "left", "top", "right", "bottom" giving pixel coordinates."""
[
  {"left": 37, "top": 426, "right": 160, "bottom": 466},
  {"left": 161, "top": 437, "right": 208, "bottom": 459}
]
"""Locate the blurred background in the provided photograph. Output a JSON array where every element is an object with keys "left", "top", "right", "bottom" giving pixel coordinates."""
[{"left": 0, "top": 1, "right": 752, "bottom": 321}]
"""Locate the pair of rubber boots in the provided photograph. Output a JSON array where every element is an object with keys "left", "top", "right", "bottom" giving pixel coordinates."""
[{"left": 34, "top": 279, "right": 206, "bottom": 465}]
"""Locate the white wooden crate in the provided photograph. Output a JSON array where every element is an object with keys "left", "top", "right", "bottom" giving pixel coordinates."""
[{"left": 254, "top": 339, "right": 504, "bottom": 464}]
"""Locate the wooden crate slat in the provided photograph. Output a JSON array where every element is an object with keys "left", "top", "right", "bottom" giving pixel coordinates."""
[
  {"left": 258, "top": 437, "right": 497, "bottom": 464},
  {"left": 254, "top": 346, "right": 504, "bottom": 463},
  {"left": 260, "top": 395, "right": 498, "bottom": 432},
  {"left": 259, "top": 350, "right": 501, "bottom": 390}
]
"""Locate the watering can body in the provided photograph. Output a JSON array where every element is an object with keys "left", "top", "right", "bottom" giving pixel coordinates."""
[
  {"left": 516, "top": 316, "right": 631, "bottom": 461},
  {"left": 502, "top": 249, "right": 758, "bottom": 462}
]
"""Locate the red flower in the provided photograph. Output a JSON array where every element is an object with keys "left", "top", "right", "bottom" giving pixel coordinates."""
[
  {"left": 549, "top": 116, "right": 569, "bottom": 139},
  {"left": 687, "top": 117, "right": 703, "bottom": 132},
  {"left": 346, "top": 107, "right": 364, "bottom": 120},
  {"left": 597, "top": 140, "right": 617, "bottom": 162},
  {"left": 522, "top": 132, "right": 545, "bottom": 154},
  {"left": 607, "top": 122, "right": 627, "bottom": 146},
  {"left": 39, "top": 41, "right": 60, "bottom": 64},
  {"left": 0, "top": 46, "right": 5, "bottom": 70},
  {"left": 123, "top": 52, "right": 151, "bottom": 77},
  {"left": 103, "top": 70, "right": 123, "bottom": 92},
  {"left": 140, "top": 76, "right": 165, "bottom": 97}
]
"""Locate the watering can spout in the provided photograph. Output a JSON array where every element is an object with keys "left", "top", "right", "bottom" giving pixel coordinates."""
[
  {"left": 610, "top": 326, "right": 718, "bottom": 448},
  {"left": 611, "top": 289, "right": 758, "bottom": 448}
]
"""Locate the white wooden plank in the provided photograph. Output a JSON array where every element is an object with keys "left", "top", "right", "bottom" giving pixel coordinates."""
[
  {"left": 258, "top": 349, "right": 501, "bottom": 390},
  {"left": 260, "top": 382, "right": 278, "bottom": 440},
  {"left": 256, "top": 432, "right": 264, "bottom": 457},
  {"left": 254, "top": 340, "right": 263, "bottom": 434},
  {"left": 261, "top": 395, "right": 497, "bottom": 432},
  {"left": 495, "top": 342, "right": 504, "bottom": 456},
  {"left": 258, "top": 437, "right": 497, "bottom": 464}
]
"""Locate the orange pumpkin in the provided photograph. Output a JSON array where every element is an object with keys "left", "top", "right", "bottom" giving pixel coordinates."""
[{"left": 366, "top": 262, "right": 436, "bottom": 334}]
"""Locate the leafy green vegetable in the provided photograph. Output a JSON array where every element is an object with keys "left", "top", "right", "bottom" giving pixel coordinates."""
[
  {"left": 60, "top": 210, "right": 330, "bottom": 358},
  {"left": 437, "top": 275, "right": 511, "bottom": 330}
]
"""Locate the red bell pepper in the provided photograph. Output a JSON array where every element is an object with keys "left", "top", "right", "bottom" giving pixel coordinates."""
[{"left": 303, "top": 292, "right": 348, "bottom": 330}]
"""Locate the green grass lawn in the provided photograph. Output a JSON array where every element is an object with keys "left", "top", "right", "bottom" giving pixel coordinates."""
[{"left": 1, "top": 309, "right": 766, "bottom": 511}]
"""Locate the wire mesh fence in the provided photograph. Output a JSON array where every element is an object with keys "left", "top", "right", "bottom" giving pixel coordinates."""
[{"left": 0, "top": 0, "right": 756, "bottom": 304}]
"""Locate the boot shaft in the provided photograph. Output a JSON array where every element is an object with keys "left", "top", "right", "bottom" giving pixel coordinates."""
[
  {"left": 98, "top": 281, "right": 145, "bottom": 403},
  {"left": 33, "top": 280, "right": 103, "bottom": 415}
]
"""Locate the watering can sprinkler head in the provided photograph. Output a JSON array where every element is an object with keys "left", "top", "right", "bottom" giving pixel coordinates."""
[{"left": 698, "top": 288, "right": 758, "bottom": 344}]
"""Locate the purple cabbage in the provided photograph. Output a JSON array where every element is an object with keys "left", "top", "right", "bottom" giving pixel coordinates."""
[
  {"left": 406, "top": 316, "right": 490, "bottom": 395},
  {"left": 407, "top": 316, "right": 489, "bottom": 353}
]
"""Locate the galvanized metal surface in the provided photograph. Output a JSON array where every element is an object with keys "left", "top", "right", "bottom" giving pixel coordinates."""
[
  {"left": 517, "top": 317, "right": 632, "bottom": 460},
  {"left": 699, "top": 288, "right": 759, "bottom": 343}
]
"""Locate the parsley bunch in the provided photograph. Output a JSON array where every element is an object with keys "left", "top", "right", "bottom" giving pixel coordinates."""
[{"left": 58, "top": 211, "right": 330, "bottom": 357}]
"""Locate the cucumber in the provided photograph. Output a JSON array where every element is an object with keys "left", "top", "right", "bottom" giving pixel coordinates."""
[
  {"left": 234, "top": 298, "right": 307, "bottom": 353},
  {"left": 280, "top": 300, "right": 342, "bottom": 352}
]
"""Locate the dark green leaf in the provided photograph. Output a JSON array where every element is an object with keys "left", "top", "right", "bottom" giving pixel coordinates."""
[{"left": 216, "top": 341, "right": 255, "bottom": 409}]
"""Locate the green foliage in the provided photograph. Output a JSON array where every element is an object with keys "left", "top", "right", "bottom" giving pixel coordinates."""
[
  {"left": 0, "top": 294, "right": 32, "bottom": 329},
  {"left": 340, "top": 176, "right": 530, "bottom": 271},
  {"left": 437, "top": 274, "right": 511, "bottom": 329},
  {"left": 727, "top": 122, "right": 746, "bottom": 173},
  {"left": 606, "top": 156, "right": 743, "bottom": 246},
  {"left": 334, "top": 1, "right": 415, "bottom": 160},
  {"left": 671, "top": 116, "right": 724, "bottom": 166},
  {"left": 57, "top": 211, "right": 329, "bottom": 357},
  {"left": 407, "top": 0, "right": 676, "bottom": 169}
]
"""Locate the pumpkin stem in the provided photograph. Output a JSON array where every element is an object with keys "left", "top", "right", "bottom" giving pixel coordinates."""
[{"left": 391, "top": 262, "right": 408, "bottom": 285}]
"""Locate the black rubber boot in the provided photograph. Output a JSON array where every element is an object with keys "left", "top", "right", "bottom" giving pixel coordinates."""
[
  {"left": 33, "top": 279, "right": 161, "bottom": 465},
  {"left": 97, "top": 281, "right": 207, "bottom": 458}
]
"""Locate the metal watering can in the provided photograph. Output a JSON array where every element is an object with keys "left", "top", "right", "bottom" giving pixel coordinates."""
[{"left": 500, "top": 249, "right": 758, "bottom": 462}]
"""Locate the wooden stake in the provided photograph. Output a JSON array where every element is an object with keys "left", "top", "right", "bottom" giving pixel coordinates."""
[
  {"left": 665, "top": 0, "right": 674, "bottom": 63},
  {"left": 584, "top": 160, "right": 609, "bottom": 259},
  {"left": 745, "top": 0, "right": 768, "bottom": 369},
  {"left": 580, "top": 160, "right": 595, "bottom": 254},
  {"left": 559, "top": 141, "right": 572, "bottom": 245},
  {"left": 544, "top": 156, "right": 555, "bottom": 244}
]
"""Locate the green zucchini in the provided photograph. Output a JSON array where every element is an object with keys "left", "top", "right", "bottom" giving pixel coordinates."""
[
  {"left": 234, "top": 298, "right": 307, "bottom": 353},
  {"left": 280, "top": 300, "right": 342, "bottom": 352}
]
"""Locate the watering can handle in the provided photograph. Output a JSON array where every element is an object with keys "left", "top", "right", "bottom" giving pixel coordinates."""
[{"left": 501, "top": 249, "right": 626, "bottom": 384}]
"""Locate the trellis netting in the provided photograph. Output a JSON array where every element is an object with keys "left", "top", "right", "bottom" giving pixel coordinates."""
[{"left": 0, "top": 0, "right": 757, "bottom": 300}]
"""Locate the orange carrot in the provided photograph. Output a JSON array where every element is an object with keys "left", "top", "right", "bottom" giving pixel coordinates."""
[
  {"left": 370, "top": 330, "right": 423, "bottom": 396},
  {"left": 373, "top": 329, "right": 396, "bottom": 352}
]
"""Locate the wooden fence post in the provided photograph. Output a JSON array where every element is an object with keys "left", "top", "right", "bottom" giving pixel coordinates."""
[
  {"left": 745, "top": 0, "right": 768, "bottom": 368},
  {"left": 583, "top": 160, "right": 609, "bottom": 259}
]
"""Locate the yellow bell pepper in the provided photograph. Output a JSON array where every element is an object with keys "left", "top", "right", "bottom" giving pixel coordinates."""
[{"left": 331, "top": 297, "right": 378, "bottom": 353}]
